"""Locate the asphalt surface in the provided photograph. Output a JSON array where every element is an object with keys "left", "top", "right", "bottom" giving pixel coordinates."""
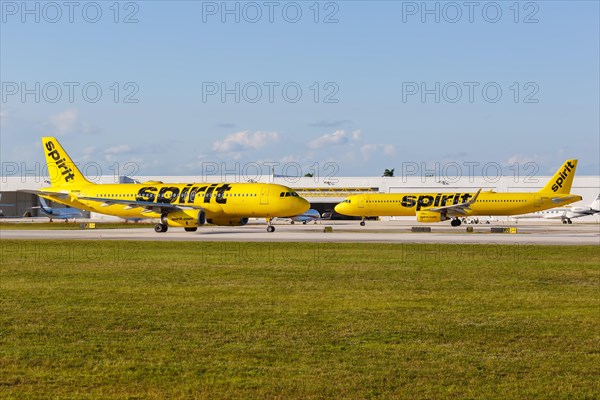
[{"left": 2, "top": 220, "right": 599, "bottom": 245}]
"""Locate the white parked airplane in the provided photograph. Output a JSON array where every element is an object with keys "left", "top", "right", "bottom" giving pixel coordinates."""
[
  {"left": 513, "top": 194, "right": 600, "bottom": 224},
  {"left": 33, "top": 197, "right": 84, "bottom": 221},
  {"left": 276, "top": 209, "right": 322, "bottom": 224}
]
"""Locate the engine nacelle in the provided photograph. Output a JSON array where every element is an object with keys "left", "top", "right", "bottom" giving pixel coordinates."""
[
  {"left": 162, "top": 209, "right": 206, "bottom": 227},
  {"left": 416, "top": 210, "right": 446, "bottom": 223},
  {"left": 207, "top": 217, "right": 249, "bottom": 226}
]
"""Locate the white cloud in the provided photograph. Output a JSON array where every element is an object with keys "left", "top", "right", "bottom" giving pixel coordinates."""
[
  {"left": 105, "top": 144, "right": 131, "bottom": 155},
  {"left": 505, "top": 154, "right": 539, "bottom": 165},
  {"left": 361, "top": 143, "right": 396, "bottom": 160},
  {"left": 212, "top": 131, "right": 279, "bottom": 153},
  {"left": 382, "top": 144, "right": 396, "bottom": 155},
  {"left": 49, "top": 109, "right": 78, "bottom": 135},
  {"left": 82, "top": 146, "right": 96, "bottom": 155},
  {"left": 308, "top": 129, "right": 355, "bottom": 149}
]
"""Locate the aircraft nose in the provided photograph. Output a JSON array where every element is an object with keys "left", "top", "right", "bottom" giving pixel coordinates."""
[
  {"left": 334, "top": 202, "right": 345, "bottom": 214},
  {"left": 297, "top": 197, "right": 310, "bottom": 214}
]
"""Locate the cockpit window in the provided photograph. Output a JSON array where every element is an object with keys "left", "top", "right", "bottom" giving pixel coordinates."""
[
  {"left": 280, "top": 192, "right": 285, "bottom": 197},
  {"left": 285, "top": 192, "right": 291, "bottom": 197}
]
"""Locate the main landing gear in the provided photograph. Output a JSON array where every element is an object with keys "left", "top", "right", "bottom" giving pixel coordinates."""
[
  {"left": 154, "top": 223, "right": 168, "bottom": 233},
  {"left": 267, "top": 218, "right": 275, "bottom": 233},
  {"left": 154, "top": 224, "right": 198, "bottom": 233},
  {"left": 450, "top": 218, "right": 462, "bottom": 227},
  {"left": 562, "top": 219, "right": 572, "bottom": 224}
]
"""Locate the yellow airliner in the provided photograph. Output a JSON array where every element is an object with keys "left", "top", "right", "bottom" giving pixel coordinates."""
[
  {"left": 334, "top": 159, "right": 582, "bottom": 227},
  {"left": 25, "top": 137, "right": 310, "bottom": 233}
]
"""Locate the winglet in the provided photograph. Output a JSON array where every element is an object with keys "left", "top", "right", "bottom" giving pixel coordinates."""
[{"left": 467, "top": 188, "right": 482, "bottom": 206}]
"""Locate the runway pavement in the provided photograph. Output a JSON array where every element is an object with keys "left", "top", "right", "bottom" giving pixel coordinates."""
[{"left": 1, "top": 220, "right": 599, "bottom": 245}]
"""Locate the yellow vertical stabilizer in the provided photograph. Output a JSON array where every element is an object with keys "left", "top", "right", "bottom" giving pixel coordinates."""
[
  {"left": 539, "top": 159, "right": 578, "bottom": 194},
  {"left": 42, "top": 136, "right": 91, "bottom": 187}
]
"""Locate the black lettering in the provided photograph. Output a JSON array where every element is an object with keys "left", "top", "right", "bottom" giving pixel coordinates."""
[
  {"left": 416, "top": 195, "right": 434, "bottom": 211},
  {"left": 401, "top": 195, "right": 416, "bottom": 208},
  {"left": 188, "top": 186, "right": 207, "bottom": 203},
  {"left": 157, "top": 187, "right": 180, "bottom": 203},
  {"left": 215, "top": 184, "right": 232, "bottom": 204},
  {"left": 48, "top": 149, "right": 61, "bottom": 160},
  {"left": 45, "top": 141, "right": 55, "bottom": 151},
  {"left": 555, "top": 177, "right": 563, "bottom": 188},
  {"left": 204, "top": 184, "right": 218, "bottom": 204},
  {"left": 136, "top": 186, "right": 157, "bottom": 202},
  {"left": 179, "top": 184, "right": 193, "bottom": 204}
]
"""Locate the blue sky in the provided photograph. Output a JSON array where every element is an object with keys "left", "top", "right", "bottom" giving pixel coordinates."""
[{"left": 1, "top": 1, "right": 599, "bottom": 179}]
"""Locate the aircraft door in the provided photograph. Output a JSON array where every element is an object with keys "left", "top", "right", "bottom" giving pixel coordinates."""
[{"left": 260, "top": 186, "right": 270, "bottom": 205}]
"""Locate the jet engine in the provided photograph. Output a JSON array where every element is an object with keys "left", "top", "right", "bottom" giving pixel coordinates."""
[
  {"left": 416, "top": 210, "right": 446, "bottom": 223},
  {"left": 161, "top": 209, "right": 206, "bottom": 227},
  {"left": 207, "top": 217, "right": 249, "bottom": 226}
]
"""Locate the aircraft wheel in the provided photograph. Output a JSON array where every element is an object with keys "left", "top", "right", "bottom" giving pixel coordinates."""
[
  {"left": 267, "top": 225, "right": 275, "bottom": 233},
  {"left": 562, "top": 220, "right": 568, "bottom": 224},
  {"left": 360, "top": 221, "right": 366, "bottom": 226},
  {"left": 303, "top": 221, "right": 307, "bottom": 225},
  {"left": 290, "top": 221, "right": 295, "bottom": 224},
  {"left": 155, "top": 223, "right": 168, "bottom": 233},
  {"left": 185, "top": 227, "right": 198, "bottom": 232},
  {"left": 567, "top": 219, "right": 572, "bottom": 224},
  {"left": 451, "top": 219, "right": 461, "bottom": 227}
]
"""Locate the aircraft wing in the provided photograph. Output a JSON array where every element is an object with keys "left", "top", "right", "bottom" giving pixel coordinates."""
[
  {"left": 428, "top": 189, "right": 482, "bottom": 216},
  {"left": 18, "top": 189, "right": 71, "bottom": 199},
  {"left": 75, "top": 196, "right": 206, "bottom": 214}
]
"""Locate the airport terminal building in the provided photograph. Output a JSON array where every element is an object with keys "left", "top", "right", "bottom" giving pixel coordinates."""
[{"left": 2, "top": 174, "right": 599, "bottom": 223}]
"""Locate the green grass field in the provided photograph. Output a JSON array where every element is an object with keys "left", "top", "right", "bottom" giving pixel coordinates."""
[{"left": 1, "top": 241, "right": 598, "bottom": 399}]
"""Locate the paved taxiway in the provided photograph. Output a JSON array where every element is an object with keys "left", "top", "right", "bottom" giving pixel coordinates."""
[{"left": 1, "top": 221, "right": 599, "bottom": 245}]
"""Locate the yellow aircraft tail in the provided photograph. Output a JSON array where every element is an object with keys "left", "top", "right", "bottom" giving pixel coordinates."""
[
  {"left": 42, "top": 136, "right": 92, "bottom": 187},
  {"left": 539, "top": 159, "right": 578, "bottom": 194}
]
